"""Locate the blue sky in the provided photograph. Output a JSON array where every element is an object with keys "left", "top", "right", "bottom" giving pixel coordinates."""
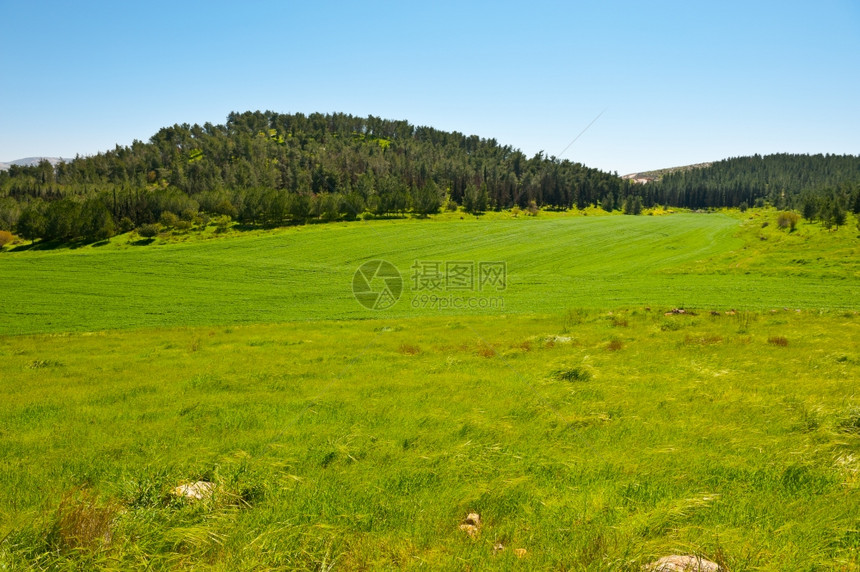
[{"left": 1, "top": 0, "right": 858, "bottom": 174}]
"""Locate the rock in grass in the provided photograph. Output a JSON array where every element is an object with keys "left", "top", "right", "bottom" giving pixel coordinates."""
[
  {"left": 646, "top": 555, "right": 721, "bottom": 571},
  {"left": 172, "top": 481, "right": 216, "bottom": 501},
  {"left": 459, "top": 512, "right": 481, "bottom": 537}
]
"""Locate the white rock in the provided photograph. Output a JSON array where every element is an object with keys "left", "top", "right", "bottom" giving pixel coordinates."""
[
  {"left": 459, "top": 512, "right": 481, "bottom": 537},
  {"left": 646, "top": 555, "right": 721, "bottom": 572},
  {"left": 172, "top": 481, "right": 216, "bottom": 501}
]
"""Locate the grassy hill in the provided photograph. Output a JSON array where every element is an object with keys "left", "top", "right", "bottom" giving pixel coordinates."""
[{"left": 1, "top": 210, "right": 857, "bottom": 335}]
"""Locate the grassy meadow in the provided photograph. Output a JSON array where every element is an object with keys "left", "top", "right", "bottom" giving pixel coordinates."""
[
  {"left": 1, "top": 209, "right": 859, "bottom": 570},
  {"left": 0, "top": 209, "right": 856, "bottom": 335}
]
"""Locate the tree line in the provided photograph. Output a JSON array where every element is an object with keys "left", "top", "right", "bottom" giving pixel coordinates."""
[
  {"left": 643, "top": 153, "right": 860, "bottom": 213},
  {"left": 0, "top": 112, "right": 858, "bottom": 242}
]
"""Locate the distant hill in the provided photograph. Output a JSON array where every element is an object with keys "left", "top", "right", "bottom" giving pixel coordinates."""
[
  {"left": 622, "top": 162, "right": 713, "bottom": 183},
  {"left": 0, "top": 157, "right": 69, "bottom": 171}
]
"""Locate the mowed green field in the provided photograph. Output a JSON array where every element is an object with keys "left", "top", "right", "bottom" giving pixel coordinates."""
[
  {"left": 1, "top": 211, "right": 859, "bottom": 570},
  {"left": 0, "top": 211, "right": 856, "bottom": 335}
]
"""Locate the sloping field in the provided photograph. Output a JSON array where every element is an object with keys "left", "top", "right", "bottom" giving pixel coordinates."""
[{"left": 1, "top": 212, "right": 856, "bottom": 334}]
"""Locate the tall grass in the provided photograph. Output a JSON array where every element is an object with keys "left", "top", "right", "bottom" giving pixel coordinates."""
[{"left": 1, "top": 310, "right": 858, "bottom": 569}]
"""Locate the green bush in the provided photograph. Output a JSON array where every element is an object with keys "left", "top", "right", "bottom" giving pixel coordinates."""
[
  {"left": 777, "top": 211, "right": 800, "bottom": 231},
  {"left": 137, "top": 223, "right": 160, "bottom": 238},
  {"left": 118, "top": 217, "right": 136, "bottom": 234},
  {"left": 213, "top": 215, "right": 232, "bottom": 233},
  {"left": 159, "top": 211, "right": 179, "bottom": 228}
]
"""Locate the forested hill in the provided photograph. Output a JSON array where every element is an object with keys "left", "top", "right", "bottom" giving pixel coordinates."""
[
  {"left": 0, "top": 111, "right": 623, "bottom": 240},
  {"left": 0, "top": 111, "right": 858, "bottom": 241},
  {"left": 645, "top": 154, "right": 860, "bottom": 210}
]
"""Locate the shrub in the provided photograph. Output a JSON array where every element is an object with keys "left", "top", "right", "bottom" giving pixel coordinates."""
[
  {"left": 511, "top": 205, "right": 521, "bottom": 217},
  {"left": 213, "top": 215, "right": 232, "bottom": 233},
  {"left": 0, "top": 230, "right": 14, "bottom": 248},
  {"left": 175, "top": 220, "right": 193, "bottom": 231},
  {"left": 606, "top": 338, "right": 623, "bottom": 351},
  {"left": 777, "top": 211, "right": 800, "bottom": 231},
  {"left": 137, "top": 223, "right": 160, "bottom": 238},
  {"left": 527, "top": 200, "right": 539, "bottom": 216},
  {"left": 214, "top": 200, "right": 238, "bottom": 219},
  {"left": 118, "top": 217, "right": 135, "bottom": 234},
  {"left": 159, "top": 211, "right": 179, "bottom": 228}
]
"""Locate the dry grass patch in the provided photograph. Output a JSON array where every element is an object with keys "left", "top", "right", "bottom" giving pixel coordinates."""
[
  {"left": 476, "top": 344, "right": 497, "bottom": 358},
  {"left": 49, "top": 489, "right": 118, "bottom": 553},
  {"left": 398, "top": 343, "right": 421, "bottom": 355},
  {"left": 684, "top": 334, "right": 724, "bottom": 346}
]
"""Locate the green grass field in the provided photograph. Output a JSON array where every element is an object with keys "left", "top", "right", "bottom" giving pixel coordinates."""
[
  {"left": 1, "top": 210, "right": 856, "bottom": 335},
  {"left": 1, "top": 210, "right": 859, "bottom": 570}
]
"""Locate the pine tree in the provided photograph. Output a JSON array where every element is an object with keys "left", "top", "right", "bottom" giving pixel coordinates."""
[
  {"left": 832, "top": 202, "right": 846, "bottom": 229},
  {"left": 601, "top": 192, "right": 615, "bottom": 212},
  {"left": 801, "top": 198, "right": 818, "bottom": 221}
]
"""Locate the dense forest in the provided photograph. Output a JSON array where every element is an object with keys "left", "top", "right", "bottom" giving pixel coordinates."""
[
  {"left": 0, "top": 111, "right": 858, "bottom": 242},
  {"left": 646, "top": 154, "right": 860, "bottom": 212}
]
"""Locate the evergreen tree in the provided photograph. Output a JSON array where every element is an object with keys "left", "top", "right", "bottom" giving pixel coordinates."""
[
  {"left": 832, "top": 202, "right": 846, "bottom": 229},
  {"left": 801, "top": 198, "right": 818, "bottom": 221},
  {"left": 411, "top": 180, "right": 442, "bottom": 216},
  {"left": 16, "top": 200, "right": 47, "bottom": 242},
  {"left": 623, "top": 195, "right": 642, "bottom": 215},
  {"left": 80, "top": 199, "right": 116, "bottom": 241},
  {"left": 601, "top": 192, "right": 615, "bottom": 212},
  {"left": 462, "top": 183, "right": 478, "bottom": 214}
]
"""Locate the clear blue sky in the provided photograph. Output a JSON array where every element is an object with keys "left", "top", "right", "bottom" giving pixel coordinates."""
[{"left": 1, "top": 0, "right": 858, "bottom": 174}]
